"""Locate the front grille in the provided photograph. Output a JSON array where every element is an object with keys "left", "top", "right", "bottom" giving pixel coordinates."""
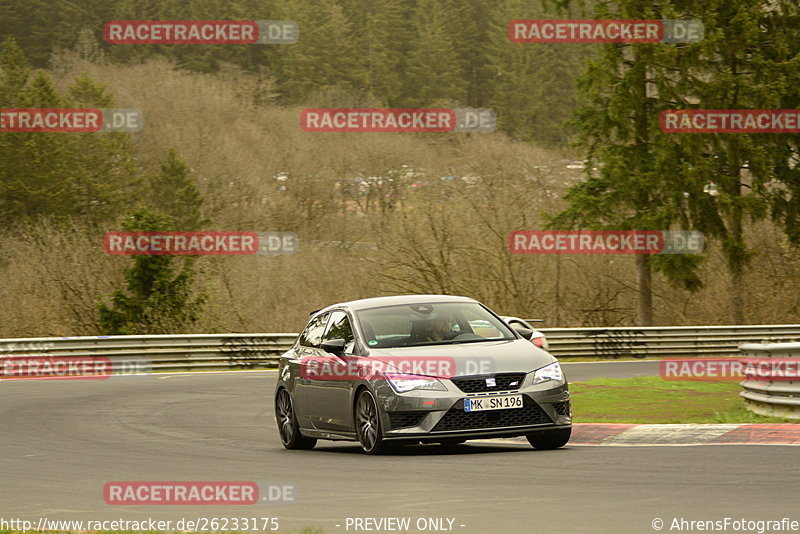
[
  {"left": 553, "top": 401, "right": 571, "bottom": 416},
  {"left": 431, "top": 397, "right": 552, "bottom": 432},
  {"left": 450, "top": 373, "right": 526, "bottom": 393},
  {"left": 388, "top": 411, "right": 428, "bottom": 429}
]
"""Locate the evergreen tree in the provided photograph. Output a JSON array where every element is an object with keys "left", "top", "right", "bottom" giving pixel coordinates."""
[
  {"left": 444, "top": 0, "right": 496, "bottom": 107},
  {"left": 651, "top": 0, "right": 800, "bottom": 323},
  {"left": 0, "top": 38, "right": 136, "bottom": 225},
  {"left": 67, "top": 72, "right": 138, "bottom": 224},
  {"left": 339, "top": 0, "right": 409, "bottom": 106},
  {"left": 0, "top": 36, "right": 29, "bottom": 105},
  {"left": 769, "top": 1, "right": 800, "bottom": 244},
  {"left": 148, "top": 148, "right": 208, "bottom": 231},
  {"left": 547, "top": 0, "right": 703, "bottom": 325},
  {"left": 0, "top": 67, "right": 74, "bottom": 223},
  {"left": 97, "top": 209, "right": 205, "bottom": 334},
  {"left": 403, "top": 0, "right": 468, "bottom": 106},
  {"left": 278, "top": 0, "right": 362, "bottom": 103},
  {"left": 485, "top": 0, "right": 596, "bottom": 145},
  {"left": 550, "top": 0, "right": 800, "bottom": 324}
]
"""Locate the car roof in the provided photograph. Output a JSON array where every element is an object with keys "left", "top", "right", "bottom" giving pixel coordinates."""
[{"left": 317, "top": 294, "right": 479, "bottom": 314}]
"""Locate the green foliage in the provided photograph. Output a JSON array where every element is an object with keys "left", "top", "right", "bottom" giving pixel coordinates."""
[
  {"left": 1, "top": 0, "right": 591, "bottom": 144},
  {"left": 148, "top": 148, "right": 209, "bottom": 231},
  {"left": 338, "top": 0, "right": 410, "bottom": 106},
  {"left": 278, "top": 0, "right": 361, "bottom": 102},
  {"left": 549, "top": 0, "right": 800, "bottom": 322},
  {"left": 97, "top": 209, "right": 206, "bottom": 334},
  {"left": 653, "top": 0, "right": 800, "bottom": 320},
  {"left": 0, "top": 38, "right": 137, "bottom": 225},
  {"left": 0, "top": 0, "right": 82, "bottom": 66},
  {"left": 486, "top": 0, "right": 595, "bottom": 145},
  {"left": 402, "top": 0, "right": 468, "bottom": 107},
  {"left": 0, "top": 36, "right": 30, "bottom": 105},
  {"left": 547, "top": 0, "right": 700, "bottom": 298}
]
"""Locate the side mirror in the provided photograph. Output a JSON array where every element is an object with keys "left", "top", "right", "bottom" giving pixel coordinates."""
[
  {"left": 511, "top": 325, "right": 534, "bottom": 340},
  {"left": 320, "top": 338, "right": 346, "bottom": 356}
]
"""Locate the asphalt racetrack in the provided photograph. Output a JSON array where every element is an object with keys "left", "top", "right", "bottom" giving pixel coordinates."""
[{"left": 2, "top": 362, "right": 797, "bottom": 534}]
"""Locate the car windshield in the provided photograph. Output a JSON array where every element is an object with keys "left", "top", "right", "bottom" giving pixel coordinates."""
[{"left": 355, "top": 302, "right": 516, "bottom": 348}]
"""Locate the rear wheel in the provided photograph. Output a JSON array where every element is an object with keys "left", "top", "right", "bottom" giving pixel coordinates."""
[
  {"left": 526, "top": 428, "right": 571, "bottom": 450},
  {"left": 275, "top": 388, "right": 317, "bottom": 450},
  {"left": 355, "top": 389, "right": 386, "bottom": 454}
]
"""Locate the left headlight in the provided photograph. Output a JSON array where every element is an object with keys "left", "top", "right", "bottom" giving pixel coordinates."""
[
  {"left": 386, "top": 374, "right": 447, "bottom": 393},
  {"left": 530, "top": 362, "right": 564, "bottom": 385}
]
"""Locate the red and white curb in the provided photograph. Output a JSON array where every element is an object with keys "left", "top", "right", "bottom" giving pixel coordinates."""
[
  {"left": 570, "top": 423, "right": 800, "bottom": 446},
  {"left": 494, "top": 423, "right": 800, "bottom": 446}
]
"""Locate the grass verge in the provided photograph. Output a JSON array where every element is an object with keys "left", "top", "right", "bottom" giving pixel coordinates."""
[{"left": 570, "top": 376, "right": 797, "bottom": 424}]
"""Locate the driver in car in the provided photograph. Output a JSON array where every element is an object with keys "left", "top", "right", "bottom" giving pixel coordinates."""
[{"left": 426, "top": 312, "right": 458, "bottom": 341}]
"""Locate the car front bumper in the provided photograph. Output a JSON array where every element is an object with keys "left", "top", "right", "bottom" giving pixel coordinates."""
[{"left": 372, "top": 377, "right": 571, "bottom": 441}]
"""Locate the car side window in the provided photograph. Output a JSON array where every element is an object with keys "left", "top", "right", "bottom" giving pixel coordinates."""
[
  {"left": 299, "top": 313, "right": 329, "bottom": 348},
  {"left": 322, "top": 311, "right": 356, "bottom": 353}
]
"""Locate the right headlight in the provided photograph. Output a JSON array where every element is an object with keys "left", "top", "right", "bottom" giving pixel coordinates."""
[
  {"left": 530, "top": 362, "right": 564, "bottom": 385},
  {"left": 386, "top": 373, "right": 447, "bottom": 393}
]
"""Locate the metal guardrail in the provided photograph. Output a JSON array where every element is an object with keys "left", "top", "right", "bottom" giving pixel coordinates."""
[
  {"left": 739, "top": 342, "right": 800, "bottom": 419},
  {"left": 2, "top": 325, "right": 800, "bottom": 375},
  {"left": 538, "top": 324, "right": 800, "bottom": 360},
  {"left": 0, "top": 334, "right": 298, "bottom": 373}
]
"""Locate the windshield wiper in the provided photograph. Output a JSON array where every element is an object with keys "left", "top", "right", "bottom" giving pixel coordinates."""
[
  {"left": 398, "top": 341, "right": 446, "bottom": 348},
  {"left": 449, "top": 337, "right": 514, "bottom": 344},
  {"left": 396, "top": 338, "right": 513, "bottom": 348}
]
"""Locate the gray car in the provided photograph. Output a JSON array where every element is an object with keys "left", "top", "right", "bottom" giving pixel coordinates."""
[
  {"left": 274, "top": 295, "right": 571, "bottom": 454},
  {"left": 500, "top": 316, "right": 549, "bottom": 350}
]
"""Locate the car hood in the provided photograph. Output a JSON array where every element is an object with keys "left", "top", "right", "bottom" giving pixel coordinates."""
[{"left": 365, "top": 339, "right": 556, "bottom": 378}]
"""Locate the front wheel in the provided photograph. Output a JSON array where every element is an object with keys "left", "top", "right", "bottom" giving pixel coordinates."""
[
  {"left": 526, "top": 427, "right": 571, "bottom": 450},
  {"left": 275, "top": 388, "right": 317, "bottom": 450},
  {"left": 355, "top": 389, "right": 386, "bottom": 454}
]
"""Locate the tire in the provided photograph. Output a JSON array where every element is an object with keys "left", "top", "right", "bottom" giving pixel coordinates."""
[
  {"left": 275, "top": 388, "right": 317, "bottom": 450},
  {"left": 355, "top": 389, "right": 386, "bottom": 454},
  {"left": 526, "top": 427, "right": 571, "bottom": 450}
]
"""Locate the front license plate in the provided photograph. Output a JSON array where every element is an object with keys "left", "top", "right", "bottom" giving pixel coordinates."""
[{"left": 464, "top": 394, "right": 523, "bottom": 412}]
